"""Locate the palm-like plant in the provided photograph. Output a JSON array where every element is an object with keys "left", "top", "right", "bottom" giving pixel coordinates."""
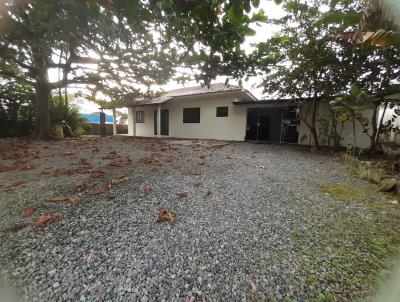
[
  {"left": 49, "top": 96, "right": 86, "bottom": 132},
  {"left": 354, "top": 0, "right": 400, "bottom": 48}
]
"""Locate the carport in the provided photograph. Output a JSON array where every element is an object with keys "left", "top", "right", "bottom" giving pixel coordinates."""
[{"left": 234, "top": 99, "right": 300, "bottom": 144}]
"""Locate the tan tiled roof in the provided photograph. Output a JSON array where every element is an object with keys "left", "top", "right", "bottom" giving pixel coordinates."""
[{"left": 128, "top": 83, "right": 256, "bottom": 106}]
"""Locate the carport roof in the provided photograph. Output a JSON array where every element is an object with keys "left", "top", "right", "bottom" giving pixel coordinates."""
[{"left": 233, "top": 96, "right": 326, "bottom": 105}]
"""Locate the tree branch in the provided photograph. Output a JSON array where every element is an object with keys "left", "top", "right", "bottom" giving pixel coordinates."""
[
  {"left": 0, "top": 46, "right": 38, "bottom": 73},
  {"left": 0, "top": 69, "right": 35, "bottom": 86},
  {"left": 49, "top": 77, "right": 99, "bottom": 89}
]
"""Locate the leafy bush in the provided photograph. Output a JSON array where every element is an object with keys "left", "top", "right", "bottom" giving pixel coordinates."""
[
  {"left": 49, "top": 96, "right": 86, "bottom": 132},
  {"left": 75, "top": 127, "right": 85, "bottom": 137},
  {"left": 0, "top": 80, "right": 35, "bottom": 137}
]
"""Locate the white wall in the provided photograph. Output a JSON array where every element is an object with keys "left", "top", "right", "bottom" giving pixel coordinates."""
[
  {"left": 127, "top": 107, "right": 135, "bottom": 136},
  {"left": 378, "top": 105, "right": 400, "bottom": 144},
  {"left": 127, "top": 97, "right": 375, "bottom": 148},
  {"left": 133, "top": 106, "right": 156, "bottom": 137},
  {"left": 128, "top": 94, "right": 248, "bottom": 141},
  {"left": 167, "top": 95, "right": 247, "bottom": 141},
  {"left": 298, "top": 100, "right": 374, "bottom": 149}
]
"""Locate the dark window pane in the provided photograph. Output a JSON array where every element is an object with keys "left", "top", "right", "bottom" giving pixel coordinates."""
[
  {"left": 216, "top": 106, "right": 228, "bottom": 117},
  {"left": 136, "top": 111, "right": 144, "bottom": 123},
  {"left": 154, "top": 110, "right": 157, "bottom": 134},
  {"left": 183, "top": 107, "right": 200, "bottom": 123}
]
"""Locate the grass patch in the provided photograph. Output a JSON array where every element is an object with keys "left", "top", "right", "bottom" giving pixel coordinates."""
[
  {"left": 272, "top": 251, "right": 288, "bottom": 262},
  {"left": 292, "top": 228, "right": 303, "bottom": 240},
  {"left": 320, "top": 184, "right": 365, "bottom": 200},
  {"left": 291, "top": 214, "right": 400, "bottom": 301},
  {"left": 344, "top": 154, "right": 369, "bottom": 180}
]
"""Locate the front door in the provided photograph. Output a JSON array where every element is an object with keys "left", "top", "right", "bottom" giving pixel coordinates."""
[
  {"left": 161, "top": 109, "right": 169, "bottom": 136},
  {"left": 154, "top": 110, "right": 157, "bottom": 135}
]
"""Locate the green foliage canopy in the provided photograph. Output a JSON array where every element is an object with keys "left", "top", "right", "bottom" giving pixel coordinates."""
[{"left": 0, "top": 0, "right": 268, "bottom": 137}]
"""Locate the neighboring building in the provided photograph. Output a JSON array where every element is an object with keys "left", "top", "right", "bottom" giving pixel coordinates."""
[
  {"left": 83, "top": 113, "right": 113, "bottom": 124},
  {"left": 124, "top": 83, "right": 374, "bottom": 149}
]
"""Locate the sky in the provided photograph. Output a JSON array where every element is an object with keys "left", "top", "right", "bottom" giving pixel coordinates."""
[{"left": 62, "top": 1, "right": 285, "bottom": 115}]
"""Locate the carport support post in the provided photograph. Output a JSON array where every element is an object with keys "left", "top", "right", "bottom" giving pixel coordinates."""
[
  {"left": 157, "top": 105, "right": 161, "bottom": 137},
  {"left": 127, "top": 107, "right": 136, "bottom": 136},
  {"left": 112, "top": 108, "right": 117, "bottom": 136},
  {"left": 99, "top": 110, "right": 106, "bottom": 137}
]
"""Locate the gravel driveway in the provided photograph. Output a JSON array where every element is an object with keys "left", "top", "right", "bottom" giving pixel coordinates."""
[{"left": 0, "top": 137, "right": 399, "bottom": 302}]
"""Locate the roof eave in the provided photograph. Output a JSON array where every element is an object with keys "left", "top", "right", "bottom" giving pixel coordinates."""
[{"left": 126, "top": 88, "right": 256, "bottom": 107}]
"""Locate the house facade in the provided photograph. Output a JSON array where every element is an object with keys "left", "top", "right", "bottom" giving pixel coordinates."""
[{"left": 124, "top": 83, "right": 374, "bottom": 149}]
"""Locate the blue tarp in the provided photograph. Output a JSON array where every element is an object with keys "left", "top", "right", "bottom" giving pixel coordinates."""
[{"left": 82, "top": 114, "right": 113, "bottom": 124}]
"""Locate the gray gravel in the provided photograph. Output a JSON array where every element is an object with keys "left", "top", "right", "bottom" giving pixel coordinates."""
[{"left": 0, "top": 137, "right": 396, "bottom": 301}]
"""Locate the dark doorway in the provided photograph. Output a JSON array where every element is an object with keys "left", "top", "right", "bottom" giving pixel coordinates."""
[
  {"left": 280, "top": 106, "right": 299, "bottom": 143},
  {"left": 161, "top": 109, "right": 169, "bottom": 136},
  {"left": 154, "top": 110, "right": 157, "bottom": 135},
  {"left": 245, "top": 109, "right": 259, "bottom": 141},
  {"left": 246, "top": 108, "right": 283, "bottom": 142}
]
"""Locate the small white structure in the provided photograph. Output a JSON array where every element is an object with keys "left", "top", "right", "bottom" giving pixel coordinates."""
[{"left": 124, "top": 83, "right": 375, "bottom": 149}]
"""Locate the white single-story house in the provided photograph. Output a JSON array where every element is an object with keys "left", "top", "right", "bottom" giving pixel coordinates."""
[{"left": 118, "top": 83, "right": 374, "bottom": 149}]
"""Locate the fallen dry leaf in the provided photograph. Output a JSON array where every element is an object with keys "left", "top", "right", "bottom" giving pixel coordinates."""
[
  {"left": 75, "top": 183, "right": 87, "bottom": 192},
  {"left": 176, "top": 191, "right": 188, "bottom": 198},
  {"left": 204, "top": 191, "right": 212, "bottom": 199},
  {"left": 104, "top": 275, "right": 113, "bottom": 282},
  {"left": 0, "top": 165, "right": 11, "bottom": 173},
  {"left": 110, "top": 159, "right": 131, "bottom": 167},
  {"left": 137, "top": 156, "right": 163, "bottom": 166},
  {"left": 4, "top": 222, "right": 31, "bottom": 232},
  {"left": 260, "top": 165, "right": 267, "bottom": 169},
  {"left": 104, "top": 151, "right": 119, "bottom": 160},
  {"left": 34, "top": 214, "right": 58, "bottom": 227},
  {"left": 80, "top": 158, "right": 90, "bottom": 166},
  {"left": 194, "top": 181, "right": 203, "bottom": 188},
  {"left": 91, "top": 169, "right": 106, "bottom": 178},
  {"left": 47, "top": 195, "right": 80, "bottom": 202},
  {"left": 23, "top": 207, "right": 35, "bottom": 217},
  {"left": 40, "top": 170, "right": 51, "bottom": 176},
  {"left": 6, "top": 180, "right": 26, "bottom": 188},
  {"left": 224, "top": 155, "right": 233, "bottom": 160},
  {"left": 90, "top": 186, "right": 109, "bottom": 195},
  {"left": 144, "top": 186, "right": 153, "bottom": 194},
  {"left": 14, "top": 160, "right": 32, "bottom": 171},
  {"left": 52, "top": 169, "right": 65, "bottom": 177},
  {"left": 109, "top": 176, "right": 128, "bottom": 186},
  {"left": 157, "top": 208, "right": 176, "bottom": 223},
  {"left": 181, "top": 170, "right": 201, "bottom": 176}
]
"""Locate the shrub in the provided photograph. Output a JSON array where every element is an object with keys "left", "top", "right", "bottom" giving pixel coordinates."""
[
  {"left": 0, "top": 80, "right": 35, "bottom": 137},
  {"left": 49, "top": 96, "right": 87, "bottom": 132}
]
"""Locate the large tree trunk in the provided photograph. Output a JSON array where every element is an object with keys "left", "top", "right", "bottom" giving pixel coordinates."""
[
  {"left": 309, "top": 127, "right": 320, "bottom": 149},
  {"left": 300, "top": 100, "right": 320, "bottom": 150},
  {"left": 310, "top": 97, "right": 320, "bottom": 149},
  {"left": 35, "top": 69, "right": 51, "bottom": 139},
  {"left": 370, "top": 104, "right": 378, "bottom": 153},
  {"left": 352, "top": 116, "right": 357, "bottom": 154},
  {"left": 375, "top": 101, "right": 389, "bottom": 146}
]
